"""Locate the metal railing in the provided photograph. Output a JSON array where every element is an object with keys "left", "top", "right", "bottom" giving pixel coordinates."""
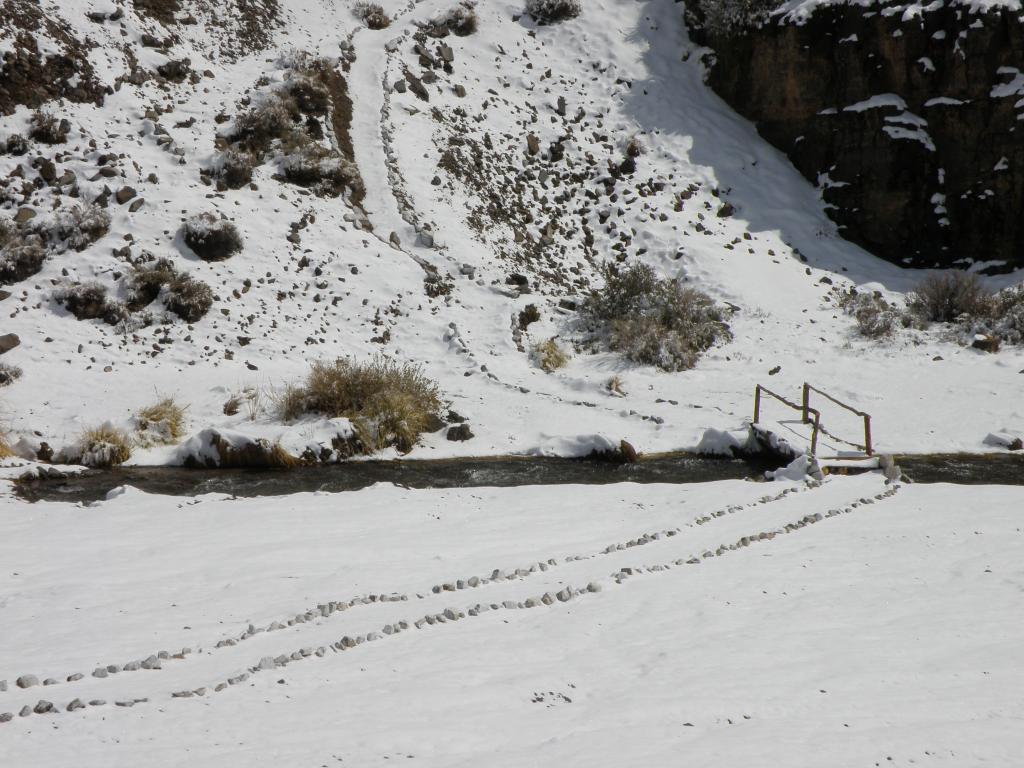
[{"left": 753, "top": 382, "right": 873, "bottom": 457}]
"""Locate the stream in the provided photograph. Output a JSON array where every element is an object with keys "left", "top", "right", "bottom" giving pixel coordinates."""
[{"left": 13, "top": 452, "right": 1024, "bottom": 504}]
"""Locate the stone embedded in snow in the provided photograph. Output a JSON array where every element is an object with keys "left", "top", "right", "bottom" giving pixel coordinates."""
[
  {"left": 16, "top": 675, "right": 38, "bottom": 689},
  {"left": 66, "top": 699, "right": 85, "bottom": 711},
  {"left": 88, "top": 700, "right": 105, "bottom": 707},
  {"left": 92, "top": 668, "right": 107, "bottom": 679},
  {"left": 0, "top": 712, "right": 12, "bottom": 723},
  {"left": 19, "top": 706, "right": 31, "bottom": 718},
  {"left": 33, "top": 700, "right": 54, "bottom": 714},
  {"left": 587, "top": 582, "right": 602, "bottom": 593},
  {"left": 258, "top": 656, "right": 275, "bottom": 671}
]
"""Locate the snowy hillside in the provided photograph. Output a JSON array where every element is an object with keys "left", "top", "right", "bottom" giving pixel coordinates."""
[{"left": 0, "top": 0, "right": 1022, "bottom": 464}]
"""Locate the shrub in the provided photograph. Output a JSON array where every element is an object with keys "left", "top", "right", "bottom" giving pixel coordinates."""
[
  {"left": 135, "top": 396, "right": 186, "bottom": 444},
  {"left": 0, "top": 362, "right": 22, "bottom": 387},
  {"left": 907, "top": 272, "right": 992, "bottom": 324},
  {"left": 164, "top": 273, "right": 214, "bottom": 321},
  {"left": 354, "top": 2, "right": 391, "bottom": 29},
  {"left": 33, "top": 205, "right": 111, "bottom": 251},
  {"left": 182, "top": 213, "right": 243, "bottom": 261},
  {"left": 214, "top": 148, "right": 259, "bottom": 189},
  {"left": 79, "top": 425, "right": 132, "bottom": 468},
  {"left": 230, "top": 92, "right": 300, "bottom": 155},
  {"left": 430, "top": 4, "right": 478, "bottom": 35},
  {"left": 281, "top": 147, "right": 362, "bottom": 198},
  {"left": 696, "top": 0, "right": 780, "bottom": 35},
  {"left": 582, "top": 262, "right": 732, "bottom": 372},
  {"left": 3, "top": 134, "right": 28, "bottom": 156},
  {"left": 532, "top": 338, "right": 568, "bottom": 372},
  {"left": 54, "top": 282, "right": 128, "bottom": 324},
  {"left": 838, "top": 289, "right": 899, "bottom": 339},
  {"left": 126, "top": 257, "right": 177, "bottom": 308},
  {"left": 278, "top": 356, "right": 443, "bottom": 454},
  {"left": 286, "top": 73, "right": 330, "bottom": 116},
  {"left": 525, "top": 0, "right": 581, "bottom": 23},
  {"left": 965, "top": 285, "right": 1024, "bottom": 346},
  {"left": 0, "top": 239, "right": 47, "bottom": 285},
  {"left": 0, "top": 431, "right": 12, "bottom": 459},
  {"left": 29, "top": 110, "right": 70, "bottom": 144}
]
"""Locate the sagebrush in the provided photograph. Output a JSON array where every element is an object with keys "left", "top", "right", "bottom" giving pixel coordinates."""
[
  {"left": 135, "top": 397, "right": 187, "bottom": 445},
  {"left": 582, "top": 263, "right": 731, "bottom": 372},
  {"left": 526, "top": 0, "right": 582, "bottom": 23}
]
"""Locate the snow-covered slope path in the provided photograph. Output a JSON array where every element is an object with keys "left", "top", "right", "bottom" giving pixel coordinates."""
[{"left": 1, "top": 473, "right": 1022, "bottom": 765}]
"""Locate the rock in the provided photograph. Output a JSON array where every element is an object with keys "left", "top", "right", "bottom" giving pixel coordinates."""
[
  {"left": 394, "top": 79, "right": 407, "bottom": 93},
  {"left": 66, "top": 698, "right": 85, "bottom": 711},
  {"left": 115, "top": 186, "right": 136, "bottom": 204},
  {"left": 454, "top": 84, "right": 466, "bottom": 97},
  {"left": 691, "top": 3, "right": 1024, "bottom": 269},
  {"left": 43, "top": 678, "right": 57, "bottom": 686},
  {"left": 526, "top": 133, "right": 540, "bottom": 156},
  {"left": 88, "top": 700, "right": 105, "bottom": 706},
  {"left": 971, "top": 334, "right": 1000, "bottom": 353},
  {"left": 19, "top": 706, "right": 31, "bottom": 717},
  {"left": 92, "top": 667, "right": 107, "bottom": 679},
  {"left": 13, "top": 207, "right": 36, "bottom": 224},
  {"left": 33, "top": 700, "right": 53, "bottom": 714},
  {"left": 389, "top": 231, "right": 401, "bottom": 247},
  {"left": 66, "top": 673, "right": 83, "bottom": 682},
  {"left": 37, "top": 158, "right": 56, "bottom": 183},
  {"left": 16, "top": 674, "right": 38, "bottom": 689},
  {"left": 0, "top": 712, "right": 12, "bottom": 723},
  {"left": 717, "top": 202, "right": 735, "bottom": 218},
  {"left": 446, "top": 424, "right": 474, "bottom": 441}
]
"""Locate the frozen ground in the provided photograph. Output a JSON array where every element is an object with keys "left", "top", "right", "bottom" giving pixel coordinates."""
[
  {"left": 0, "top": 0, "right": 1022, "bottom": 463},
  {"left": 0, "top": 472, "right": 1022, "bottom": 765}
]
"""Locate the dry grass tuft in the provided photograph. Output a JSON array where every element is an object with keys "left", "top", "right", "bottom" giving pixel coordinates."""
[
  {"left": 277, "top": 357, "right": 443, "bottom": 454},
  {"left": 135, "top": 396, "right": 187, "bottom": 444},
  {"left": 532, "top": 338, "right": 569, "bottom": 372},
  {"left": 79, "top": 425, "right": 132, "bottom": 468},
  {"left": 0, "top": 431, "right": 13, "bottom": 459}
]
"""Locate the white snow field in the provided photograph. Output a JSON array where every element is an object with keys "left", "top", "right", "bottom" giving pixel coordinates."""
[
  {"left": 1, "top": 473, "right": 1022, "bottom": 765},
  {"left": 1, "top": 0, "right": 1022, "bottom": 462}
]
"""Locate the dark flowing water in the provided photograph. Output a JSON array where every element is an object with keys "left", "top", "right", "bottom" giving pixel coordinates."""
[{"left": 13, "top": 453, "right": 1024, "bottom": 504}]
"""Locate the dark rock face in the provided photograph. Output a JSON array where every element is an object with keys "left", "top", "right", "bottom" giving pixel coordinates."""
[{"left": 688, "top": 2, "right": 1024, "bottom": 270}]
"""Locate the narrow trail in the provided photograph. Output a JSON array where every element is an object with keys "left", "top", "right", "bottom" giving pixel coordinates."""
[{"left": 0, "top": 476, "right": 900, "bottom": 724}]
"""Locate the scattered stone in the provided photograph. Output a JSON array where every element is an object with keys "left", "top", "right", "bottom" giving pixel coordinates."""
[
  {"left": 16, "top": 675, "right": 39, "bottom": 689},
  {"left": 66, "top": 698, "right": 85, "bottom": 711},
  {"left": 446, "top": 424, "right": 474, "bottom": 441},
  {"left": 0, "top": 712, "right": 12, "bottom": 723},
  {"left": 115, "top": 186, "right": 136, "bottom": 204},
  {"left": 33, "top": 700, "right": 53, "bottom": 714}
]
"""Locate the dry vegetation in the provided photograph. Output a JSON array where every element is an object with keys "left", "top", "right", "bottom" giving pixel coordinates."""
[
  {"left": 582, "top": 262, "right": 732, "bottom": 372},
  {"left": 79, "top": 425, "right": 132, "bottom": 468},
  {"left": 135, "top": 397, "right": 187, "bottom": 445},
  {"left": 182, "top": 213, "right": 243, "bottom": 261},
  {"left": 532, "top": 338, "right": 569, "bottom": 372},
  {"left": 526, "top": 0, "right": 582, "bottom": 23},
  {"left": 354, "top": 2, "right": 391, "bottom": 28},
  {"left": 277, "top": 357, "right": 443, "bottom": 454}
]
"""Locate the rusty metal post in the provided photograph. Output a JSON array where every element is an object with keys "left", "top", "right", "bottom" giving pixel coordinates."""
[
  {"left": 864, "top": 414, "right": 873, "bottom": 456},
  {"left": 754, "top": 386, "right": 762, "bottom": 423},
  {"left": 801, "top": 382, "right": 810, "bottom": 424}
]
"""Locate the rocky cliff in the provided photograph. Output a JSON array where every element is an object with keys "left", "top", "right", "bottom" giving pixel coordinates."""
[{"left": 687, "top": 0, "right": 1024, "bottom": 271}]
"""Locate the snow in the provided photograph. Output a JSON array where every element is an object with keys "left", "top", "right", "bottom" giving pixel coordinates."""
[
  {"left": 2, "top": 0, "right": 1024, "bottom": 462},
  {"left": 1, "top": 472, "right": 1022, "bottom": 764}
]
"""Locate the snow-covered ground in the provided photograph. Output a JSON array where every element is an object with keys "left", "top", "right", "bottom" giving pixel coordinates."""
[
  {"left": 1, "top": 472, "right": 1022, "bottom": 764},
  {"left": 1, "top": 0, "right": 1022, "bottom": 463}
]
